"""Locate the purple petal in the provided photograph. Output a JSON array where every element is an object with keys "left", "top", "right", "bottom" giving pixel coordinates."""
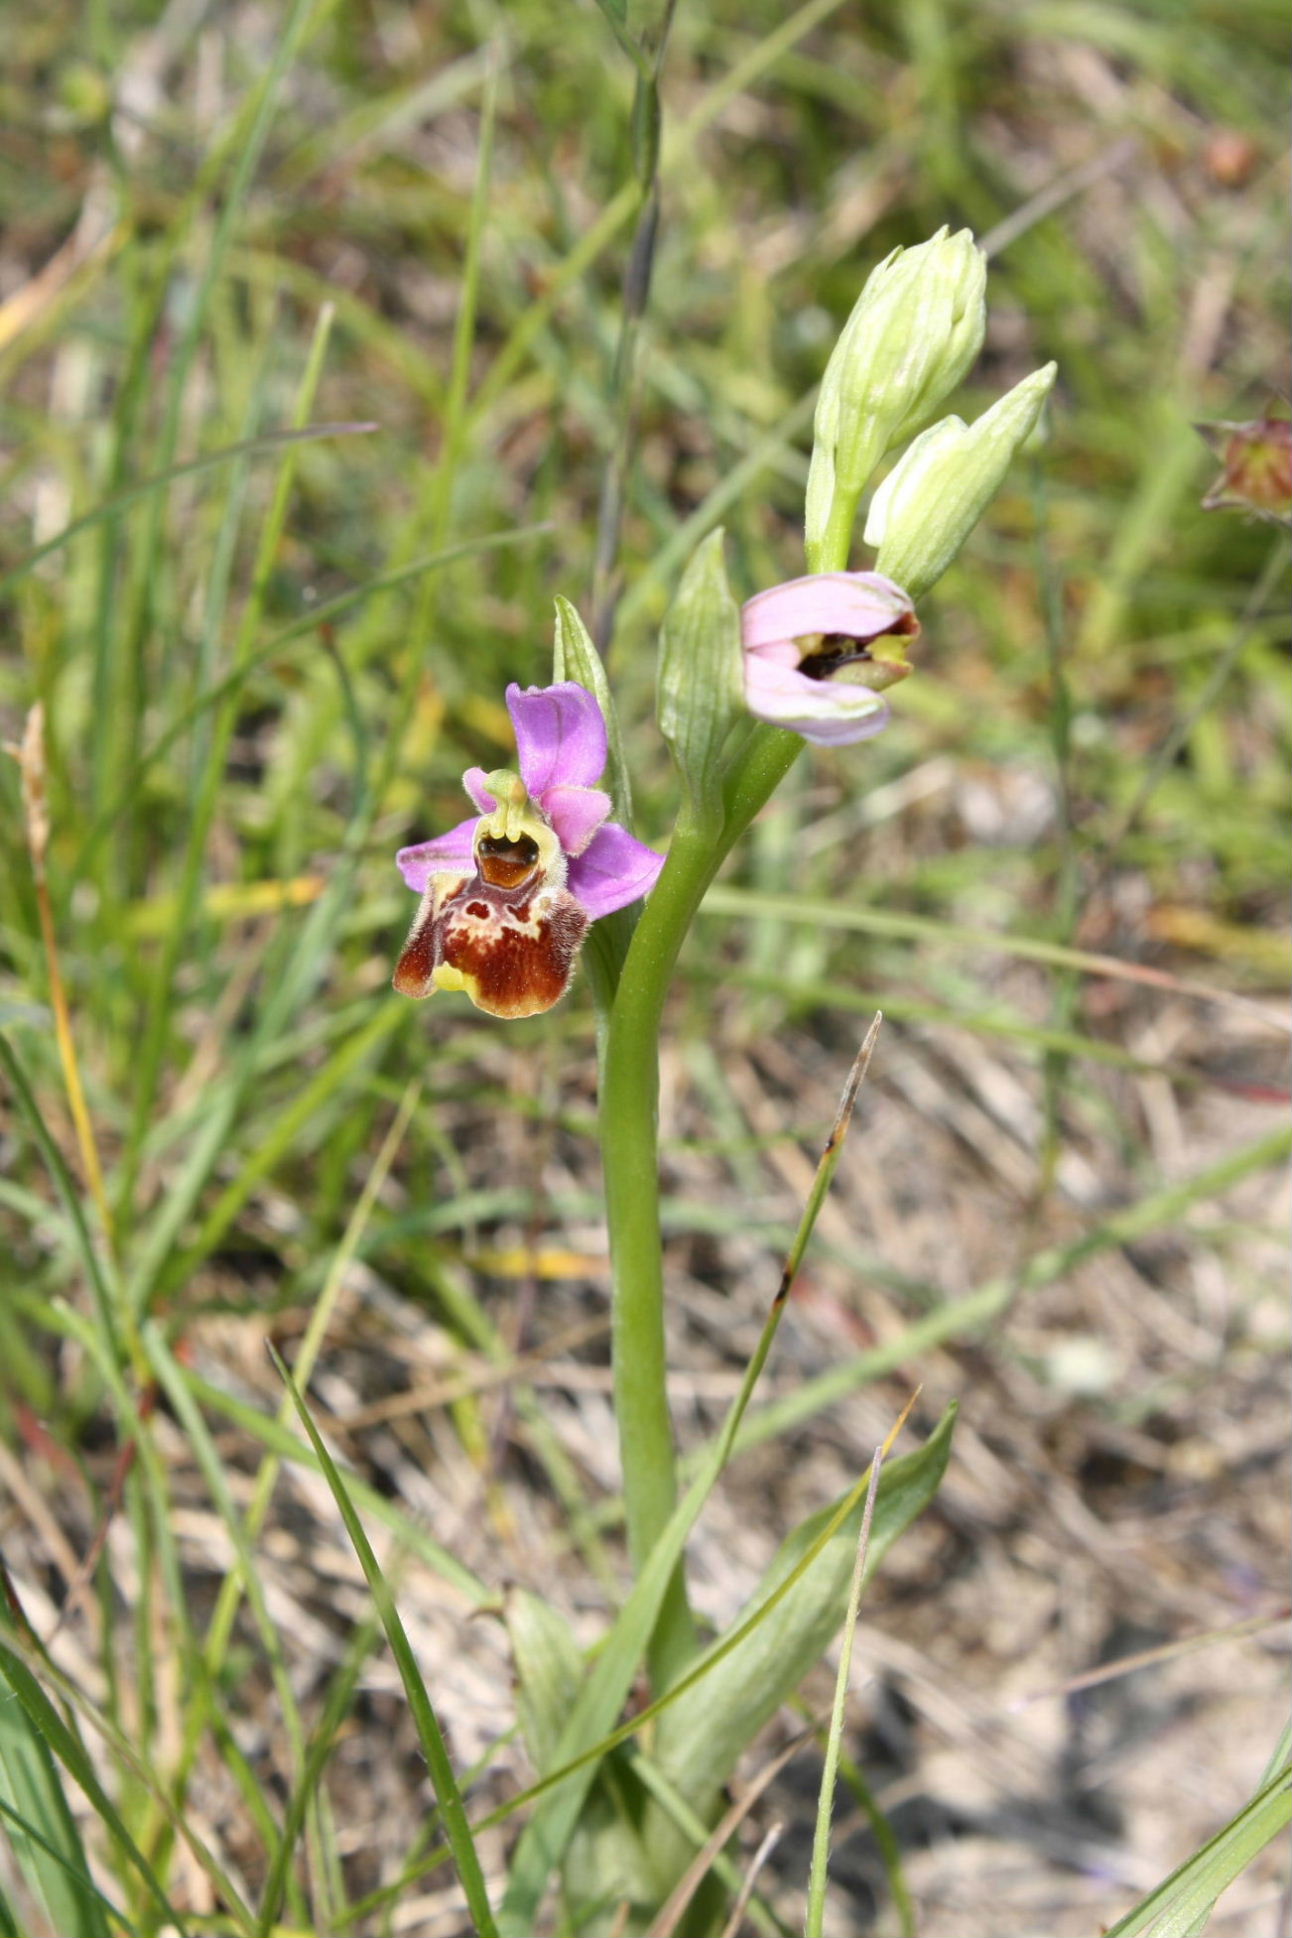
[
  {"left": 507, "top": 681, "right": 608, "bottom": 796},
  {"left": 463, "top": 767, "right": 498, "bottom": 813},
  {"left": 744, "top": 648, "right": 891, "bottom": 747},
  {"left": 567, "top": 822, "right": 665, "bottom": 919},
  {"left": 396, "top": 815, "right": 479, "bottom": 892},
  {"left": 742, "top": 571, "right": 914, "bottom": 648},
  {"left": 541, "top": 783, "right": 612, "bottom": 857}
]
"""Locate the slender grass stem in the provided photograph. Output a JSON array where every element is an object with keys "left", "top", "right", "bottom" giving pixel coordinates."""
[
  {"left": 1032, "top": 456, "right": 1082, "bottom": 1202},
  {"left": 9, "top": 707, "right": 115, "bottom": 1255},
  {"left": 589, "top": 175, "right": 660, "bottom": 648},
  {"left": 117, "top": 306, "right": 337, "bottom": 1225},
  {"left": 589, "top": 2, "right": 678, "bottom": 650},
  {"left": 804, "top": 1445, "right": 883, "bottom": 1938}
]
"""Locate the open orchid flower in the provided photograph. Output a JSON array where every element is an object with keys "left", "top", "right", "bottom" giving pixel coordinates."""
[
  {"left": 394, "top": 681, "right": 663, "bottom": 1018},
  {"left": 741, "top": 571, "right": 920, "bottom": 747}
]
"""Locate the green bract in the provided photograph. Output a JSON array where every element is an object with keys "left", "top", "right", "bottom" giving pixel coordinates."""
[
  {"left": 865, "top": 362, "right": 1058, "bottom": 598},
  {"left": 805, "top": 226, "right": 986, "bottom": 572},
  {"left": 656, "top": 528, "right": 744, "bottom": 835},
  {"left": 553, "top": 594, "right": 635, "bottom": 825}
]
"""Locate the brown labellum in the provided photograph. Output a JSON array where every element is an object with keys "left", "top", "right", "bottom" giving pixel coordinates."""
[{"left": 393, "top": 869, "right": 589, "bottom": 1018}]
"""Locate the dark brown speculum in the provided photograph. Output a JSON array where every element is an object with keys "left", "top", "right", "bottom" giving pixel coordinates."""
[
  {"left": 798, "top": 609, "right": 919, "bottom": 682},
  {"left": 799, "top": 632, "right": 876, "bottom": 680},
  {"left": 476, "top": 832, "right": 541, "bottom": 890}
]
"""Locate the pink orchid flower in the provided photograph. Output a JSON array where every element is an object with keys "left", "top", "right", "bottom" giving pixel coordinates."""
[
  {"left": 393, "top": 681, "right": 663, "bottom": 1018},
  {"left": 742, "top": 571, "right": 920, "bottom": 746}
]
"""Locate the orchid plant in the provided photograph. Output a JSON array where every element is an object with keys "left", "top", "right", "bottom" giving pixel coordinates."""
[{"left": 393, "top": 229, "right": 1056, "bottom": 1932}]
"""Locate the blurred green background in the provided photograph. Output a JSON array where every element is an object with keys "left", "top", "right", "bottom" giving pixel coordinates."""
[{"left": 0, "top": 1, "right": 1288, "bottom": 1933}]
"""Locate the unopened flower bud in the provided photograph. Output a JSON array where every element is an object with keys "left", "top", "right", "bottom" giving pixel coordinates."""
[
  {"left": 805, "top": 227, "right": 986, "bottom": 571},
  {"left": 864, "top": 363, "right": 1057, "bottom": 599}
]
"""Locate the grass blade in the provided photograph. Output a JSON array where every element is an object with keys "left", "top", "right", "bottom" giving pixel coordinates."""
[
  {"left": 0, "top": 425, "right": 377, "bottom": 591},
  {"left": 1103, "top": 1752, "right": 1292, "bottom": 1937},
  {"left": 179, "top": 1369, "right": 489, "bottom": 1603},
  {"left": 804, "top": 1445, "right": 883, "bottom": 1938},
  {"left": 0, "top": 1621, "right": 190, "bottom": 1935},
  {"left": 700, "top": 886, "right": 1292, "bottom": 1030},
  {"left": 383, "top": 1407, "right": 955, "bottom": 1937},
  {"left": 498, "top": 1023, "right": 885, "bottom": 1931},
  {"left": 73, "top": 523, "right": 553, "bottom": 873},
  {"left": 0, "top": 1031, "right": 124, "bottom": 1362},
  {"left": 119, "top": 302, "right": 342, "bottom": 1213},
  {"left": 734, "top": 1122, "right": 1292, "bottom": 1455},
  {"left": 271, "top": 1349, "right": 501, "bottom": 1938},
  {"left": 0, "top": 1676, "right": 114, "bottom": 1938}
]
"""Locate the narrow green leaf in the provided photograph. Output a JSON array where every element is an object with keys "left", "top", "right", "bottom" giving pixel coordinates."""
[
  {"left": 403, "top": 47, "right": 499, "bottom": 661},
  {"left": 506, "top": 1591, "right": 585, "bottom": 1778},
  {"left": 120, "top": 299, "right": 343, "bottom": 1215},
  {"left": 0, "top": 1637, "right": 189, "bottom": 1933},
  {"left": 258, "top": 1606, "right": 386, "bottom": 1938},
  {"left": 0, "top": 1032, "right": 123, "bottom": 1361},
  {"left": 0, "top": 424, "right": 377, "bottom": 592},
  {"left": 173, "top": 1363, "right": 487, "bottom": 1605},
  {"left": 0, "top": 1686, "right": 114, "bottom": 1938},
  {"left": 650, "top": 1407, "right": 956, "bottom": 1828},
  {"left": 74, "top": 525, "right": 554, "bottom": 874},
  {"left": 142, "top": 1323, "right": 307, "bottom": 1782},
  {"left": 804, "top": 1455, "right": 881, "bottom": 1938},
  {"left": 132, "top": 1001, "right": 403, "bottom": 1314},
  {"left": 587, "top": 0, "right": 641, "bottom": 66},
  {"left": 1259, "top": 1723, "right": 1292, "bottom": 1786},
  {"left": 1103, "top": 1758, "right": 1292, "bottom": 1937},
  {"left": 0, "top": 1871, "right": 21, "bottom": 1935},
  {"left": 825, "top": 1740, "right": 915, "bottom": 1937},
  {"left": 627, "top": 0, "right": 678, "bottom": 64},
  {"left": 505, "top": 1592, "right": 669, "bottom": 1926},
  {"left": 271, "top": 1349, "right": 500, "bottom": 1938}
]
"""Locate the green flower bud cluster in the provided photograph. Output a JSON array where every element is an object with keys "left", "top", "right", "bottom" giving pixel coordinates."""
[
  {"left": 805, "top": 227, "right": 986, "bottom": 572},
  {"left": 806, "top": 226, "right": 1057, "bottom": 596}
]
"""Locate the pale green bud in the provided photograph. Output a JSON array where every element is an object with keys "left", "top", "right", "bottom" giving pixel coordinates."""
[
  {"left": 805, "top": 227, "right": 987, "bottom": 572},
  {"left": 865, "top": 362, "right": 1057, "bottom": 599}
]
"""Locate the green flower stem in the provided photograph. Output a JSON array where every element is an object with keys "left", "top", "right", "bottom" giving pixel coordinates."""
[
  {"left": 602, "top": 483, "right": 845, "bottom": 1694},
  {"left": 600, "top": 724, "right": 801, "bottom": 1695},
  {"left": 808, "top": 485, "right": 861, "bottom": 577},
  {"left": 720, "top": 721, "right": 804, "bottom": 833}
]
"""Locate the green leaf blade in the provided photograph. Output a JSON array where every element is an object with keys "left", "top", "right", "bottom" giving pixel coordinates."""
[{"left": 272, "top": 1350, "right": 501, "bottom": 1938}]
